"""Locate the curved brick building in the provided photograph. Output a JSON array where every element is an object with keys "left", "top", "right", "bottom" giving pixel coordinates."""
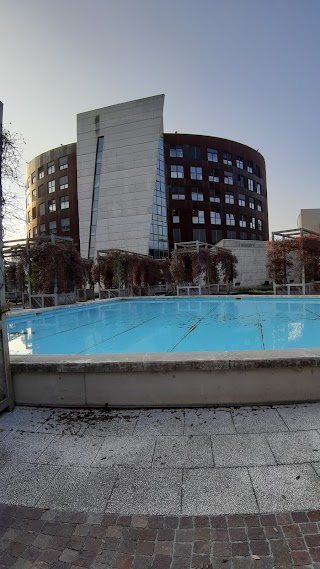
[
  {"left": 164, "top": 134, "right": 268, "bottom": 250},
  {"left": 26, "top": 143, "right": 79, "bottom": 246}
]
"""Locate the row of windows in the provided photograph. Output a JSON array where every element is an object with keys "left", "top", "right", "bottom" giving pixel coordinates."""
[
  {"left": 28, "top": 218, "right": 70, "bottom": 238},
  {"left": 169, "top": 145, "right": 261, "bottom": 176},
  {"left": 171, "top": 188, "right": 262, "bottom": 211},
  {"left": 27, "top": 196, "right": 70, "bottom": 221},
  {"left": 172, "top": 210, "right": 263, "bottom": 230},
  {"left": 170, "top": 165, "right": 262, "bottom": 192},
  {"left": 173, "top": 228, "right": 263, "bottom": 244},
  {"left": 28, "top": 156, "right": 68, "bottom": 187},
  {"left": 26, "top": 177, "right": 69, "bottom": 206}
]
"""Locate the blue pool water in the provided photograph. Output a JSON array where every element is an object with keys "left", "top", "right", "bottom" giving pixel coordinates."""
[{"left": 6, "top": 297, "right": 320, "bottom": 355}]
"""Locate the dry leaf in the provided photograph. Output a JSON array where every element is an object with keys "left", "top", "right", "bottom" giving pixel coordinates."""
[
  {"left": 273, "top": 526, "right": 279, "bottom": 532},
  {"left": 251, "top": 554, "right": 261, "bottom": 560}
]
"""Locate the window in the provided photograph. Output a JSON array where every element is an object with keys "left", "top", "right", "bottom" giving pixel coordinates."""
[
  {"left": 38, "top": 167, "right": 44, "bottom": 179},
  {"left": 191, "top": 189, "right": 204, "bottom": 201},
  {"left": 227, "top": 230, "right": 237, "bottom": 239},
  {"left": 256, "top": 165, "right": 261, "bottom": 178},
  {"left": 256, "top": 182, "right": 261, "bottom": 194},
  {"left": 248, "top": 179, "right": 254, "bottom": 191},
  {"left": 32, "top": 207, "right": 36, "bottom": 220},
  {"left": 250, "top": 217, "right": 256, "bottom": 229},
  {"left": 61, "top": 218, "right": 70, "bottom": 232},
  {"left": 210, "top": 211, "right": 221, "bottom": 225},
  {"left": 31, "top": 172, "right": 36, "bottom": 184},
  {"left": 38, "top": 203, "right": 45, "bottom": 216},
  {"left": 249, "top": 197, "right": 255, "bottom": 209},
  {"left": 47, "top": 161, "right": 55, "bottom": 175},
  {"left": 48, "top": 180, "right": 55, "bottom": 193},
  {"left": 170, "top": 145, "right": 183, "bottom": 158},
  {"left": 38, "top": 184, "right": 44, "bottom": 198},
  {"left": 32, "top": 189, "right": 37, "bottom": 201},
  {"left": 26, "top": 178, "right": 30, "bottom": 189},
  {"left": 49, "top": 221, "right": 57, "bottom": 234},
  {"left": 258, "top": 219, "right": 263, "bottom": 231},
  {"left": 226, "top": 213, "right": 235, "bottom": 226},
  {"left": 33, "top": 227, "right": 38, "bottom": 237},
  {"left": 59, "top": 156, "right": 68, "bottom": 170},
  {"left": 208, "top": 168, "right": 219, "bottom": 182},
  {"left": 247, "top": 161, "right": 253, "bottom": 173},
  {"left": 236, "top": 157, "right": 244, "bottom": 169},
  {"left": 240, "top": 231, "right": 247, "bottom": 240},
  {"left": 173, "top": 228, "right": 181, "bottom": 242},
  {"left": 60, "top": 195, "right": 69, "bottom": 209},
  {"left": 189, "top": 146, "right": 201, "bottom": 159},
  {"left": 26, "top": 211, "right": 31, "bottom": 223},
  {"left": 59, "top": 176, "right": 68, "bottom": 190},
  {"left": 192, "top": 210, "right": 205, "bottom": 224},
  {"left": 257, "top": 201, "right": 262, "bottom": 212},
  {"left": 251, "top": 233, "right": 257, "bottom": 240},
  {"left": 193, "top": 229, "right": 206, "bottom": 241},
  {"left": 48, "top": 199, "right": 56, "bottom": 212},
  {"left": 171, "top": 165, "right": 184, "bottom": 178},
  {"left": 171, "top": 187, "right": 185, "bottom": 200},
  {"left": 39, "top": 223, "right": 46, "bottom": 236},
  {"left": 210, "top": 189, "right": 220, "bottom": 203},
  {"left": 238, "top": 175, "right": 245, "bottom": 188},
  {"left": 207, "top": 148, "right": 218, "bottom": 162},
  {"left": 190, "top": 166, "right": 202, "bottom": 180},
  {"left": 238, "top": 194, "right": 245, "bottom": 207},
  {"left": 26, "top": 194, "right": 31, "bottom": 207},
  {"left": 239, "top": 215, "right": 246, "bottom": 228},
  {"left": 224, "top": 173, "right": 233, "bottom": 185},
  {"left": 223, "top": 152, "right": 232, "bottom": 165},
  {"left": 225, "top": 192, "right": 234, "bottom": 204},
  {"left": 212, "top": 229, "right": 222, "bottom": 244},
  {"left": 172, "top": 209, "right": 180, "bottom": 223}
]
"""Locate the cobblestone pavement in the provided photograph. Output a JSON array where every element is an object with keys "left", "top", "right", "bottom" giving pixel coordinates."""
[{"left": 1, "top": 504, "right": 320, "bottom": 568}]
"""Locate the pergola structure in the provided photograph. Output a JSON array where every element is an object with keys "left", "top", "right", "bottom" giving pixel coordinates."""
[{"left": 271, "top": 227, "right": 320, "bottom": 295}]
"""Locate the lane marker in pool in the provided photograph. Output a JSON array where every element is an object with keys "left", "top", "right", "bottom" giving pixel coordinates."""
[{"left": 168, "top": 304, "right": 220, "bottom": 352}]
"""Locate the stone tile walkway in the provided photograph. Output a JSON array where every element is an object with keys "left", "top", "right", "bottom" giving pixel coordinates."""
[{"left": 2, "top": 404, "right": 320, "bottom": 566}]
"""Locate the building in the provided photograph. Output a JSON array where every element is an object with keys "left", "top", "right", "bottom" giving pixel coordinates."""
[
  {"left": 26, "top": 95, "right": 269, "bottom": 258},
  {"left": 26, "top": 143, "right": 78, "bottom": 245},
  {"left": 217, "top": 239, "right": 269, "bottom": 288},
  {"left": 297, "top": 209, "right": 320, "bottom": 234}
]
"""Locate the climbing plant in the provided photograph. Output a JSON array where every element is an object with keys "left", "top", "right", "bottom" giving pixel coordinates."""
[
  {"left": 30, "top": 240, "right": 83, "bottom": 293},
  {"left": 170, "top": 248, "right": 237, "bottom": 285},
  {"left": 266, "top": 236, "right": 320, "bottom": 284}
]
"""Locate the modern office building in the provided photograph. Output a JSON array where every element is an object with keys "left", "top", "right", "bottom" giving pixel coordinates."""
[
  {"left": 297, "top": 209, "right": 320, "bottom": 234},
  {"left": 26, "top": 95, "right": 269, "bottom": 258}
]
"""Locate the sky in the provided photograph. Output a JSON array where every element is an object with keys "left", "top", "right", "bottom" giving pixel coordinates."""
[{"left": 1, "top": 0, "right": 320, "bottom": 240}]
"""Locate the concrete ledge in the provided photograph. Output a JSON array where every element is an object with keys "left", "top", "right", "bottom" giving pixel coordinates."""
[{"left": 10, "top": 349, "right": 320, "bottom": 408}]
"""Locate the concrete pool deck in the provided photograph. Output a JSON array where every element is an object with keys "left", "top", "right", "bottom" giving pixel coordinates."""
[
  {"left": 10, "top": 348, "right": 320, "bottom": 407},
  {"left": 3, "top": 405, "right": 320, "bottom": 567}
]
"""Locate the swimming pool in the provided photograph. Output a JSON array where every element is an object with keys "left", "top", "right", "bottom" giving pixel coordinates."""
[{"left": 7, "top": 297, "right": 320, "bottom": 355}]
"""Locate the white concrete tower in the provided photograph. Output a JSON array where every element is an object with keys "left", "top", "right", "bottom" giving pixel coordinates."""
[{"left": 77, "top": 95, "right": 166, "bottom": 258}]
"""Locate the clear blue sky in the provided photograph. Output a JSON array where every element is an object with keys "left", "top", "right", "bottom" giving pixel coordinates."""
[{"left": 1, "top": 0, "right": 320, "bottom": 239}]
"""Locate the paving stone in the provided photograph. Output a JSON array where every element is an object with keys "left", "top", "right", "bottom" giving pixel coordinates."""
[
  {"left": 182, "top": 468, "right": 258, "bottom": 515},
  {"left": 276, "top": 403, "right": 320, "bottom": 431},
  {"left": 250, "top": 464, "right": 320, "bottom": 512},
  {"left": 37, "top": 435, "right": 103, "bottom": 466},
  {"left": 37, "top": 466, "right": 117, "bottom": 512},
  {"left": 81, "top": 410, "right": 139, "bottom": 437},
  {"left": 0, "top": 407, "right": 53, "bottom": 433},
  {"left": 184, "top": 408, "right": 235, "bottom": 435},
  {"left": 0, "top": 463, "right": 60, "bottom": 507},
  {"left": 0, "top": 431, "right": 56, "bottom": 464},
  {"left": 92, "top": 436, "right": 156, "bottom": 467},
  {"left": 153, "top": 435, "right": 213, "bottom": 468},
  {"left": 231, "top": 407, "right": 288, "bottom": 434},
  {"left": 211, "top": 434, "right": 276, "bottom": 467},
  {"left": 266, "top": 430, "right": 320, "bottom": 464},
  {"left": 134, "top": 410, "right": 184, "bottom": 435},
  {"left": 105, "top": 468, "right": 182, "bottom": 515}
]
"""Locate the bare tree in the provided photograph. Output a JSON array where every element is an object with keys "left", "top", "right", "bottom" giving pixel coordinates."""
[{"left": 0, "top": 126, "right": 25, "bottom": 237}]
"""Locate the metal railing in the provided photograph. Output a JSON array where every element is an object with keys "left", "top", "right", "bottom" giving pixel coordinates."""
[
  {"left": 176, "top": 284, "right": 232, "bottom": 296},
  {"left": 273, "top": 281, "right": 320, "bottom": 296}
]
